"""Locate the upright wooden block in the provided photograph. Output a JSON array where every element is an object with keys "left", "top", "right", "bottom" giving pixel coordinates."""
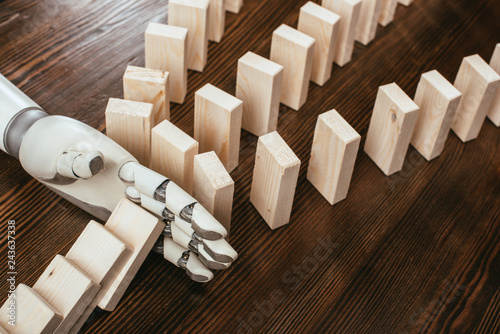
[
  {"left": 225, "top": 0, "right": 243, "bottom": 13},
  {"left": 66, "top": 221, "right": 132, "bottom": 334},
  {"left": 123, "top": 65, "right": 170, "bottom": 126},
  {"left": 398, "top": 0, "right": 413, "bottom": 6},
  {"left": 168, "top": 0, "right": 210, "bottom": 72},
  {"left": 378, "top": 0, "right": 398, "bottom": 27},
  {"left": 236, "top": 52, "right": 283, "bottom": 137},
  {"left": 98, "top": 199, "right": 165, "bottom": 311},
  {"left": 105, "top": 98, "right": 153, "bottom": 166},
  {"left": 356, "top": 0, "right": 383, "bottom": 45},
  {"left": 208, "top": 0, "right": 225, "bottom": 42},
  {"left": 364, "top": 83, "right": 420, "bottom": 175},
  {"left": 307, "top": 110, "right": 361, "bottom": 205},
  {"left": 411, "top": 70, "right": 462, "bottom": 161},
  {"left": 487, "top": 44, "right": 500, "bottom": 126},
  {"left": 193, "top": 151, "right": 234, "bottom": 233},
  {"left": 298, "top": 2, "right": 341, "bottom": 86},
  {"left": 33, "top": 255, "right": 100, "bottom": 334},
  {"left": 451, "top": 55, "right": 500, "bottom": 142},
  {"left": 0, "top": 284, "right": 63, "bottom": 334},
  {"left": 194, "top": 84, "right": 243, "bottom": 173},
  {"left": 145, "top": 22, "right": 188, "bottom": 104},
  {"left": 250, "top": 131, "right": 301, "bottom": 230},
  {"left": 270, "top": 24, "right": 316, "bottom": 111},
  {"left": 151, "top": 120, "right": 199, "bottom": 194}
]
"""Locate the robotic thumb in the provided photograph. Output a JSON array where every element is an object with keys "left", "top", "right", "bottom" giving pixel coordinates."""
[{"left": 56, "top": 150, "right": 105, "bottom": 180}]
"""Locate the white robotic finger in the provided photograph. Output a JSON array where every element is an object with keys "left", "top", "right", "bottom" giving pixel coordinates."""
[
  {"left": 191, "top": 204, "right": 228, "bottom": 241},
  {"left": 125, "top": 186, "right": 141, "bottom": 203},
  {"left": 56, "top": 150, "right": 105, "bottom": 180},
  {"left": 140, "top": 194, "right": 167, "bottom": 218},
  {"left": 125, "top": 162, "right": 169, "bottom": 198}
]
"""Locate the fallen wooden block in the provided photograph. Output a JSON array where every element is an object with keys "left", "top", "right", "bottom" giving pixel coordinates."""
[
  {"left": 0, "top": 325, "right": 8, "bottom": 334},
  {"left": 194, "top": 84, "right": 243, "bottom": 173},
  {"left": 225, "top": 0, "right": 243, "bottom": 13},
  {"left": 410, "top": 70, "right": 462, "bottom": 161},
  {"left": 322, "top": 0, "right": 362, "bottom": 67},
  {"left": 145, "top": 22, "right": 188, "bottom": 104},
  {"left": 451, "top": 54, "right": 500, "bottom": 142},
  {"left": 364, "top": 83, "right": 420, "bottom": 175},
  {"left": 378, "top": 0, "right": 398, "bottom": 27},
  {"left": 236, "top": 51, "right": 283, "bottom": 137},
  {"left": 488, "top": 43, "right": 500, "bottom": 126},
  {"left": 356, "top": 0, "right": 383, "bottom": 45},
  {"left": 0, "top": 284, "right": 63, "bottom": 334},
  {"left": 208, "top": 0, "right": 225, "bottom": 42},
  {"left": 298, "top": 1, "right": 340, "bottom": 86},
  {"left": 270, "top": 24, "right": 316, "bottom": 111},
  {"left": 66, "top": 220, "right": 132, "bottom": 334},
  {"left": 168, "top": 0, "right": 210, "bottom": 72},
  {"left": 307, "top": 109, "right": 361, "bottom": 205},
  {"left": 123, "top": 65, "right": 170, "bottom": 126},
  {"left": 33, "top": 255, "right": 100, "bottom": 334},
  {"left": 105, "top": 98, "right": 153, "bottom": 166},
  {"left": 250, "top": 131, "right": 301, "bottom": 230},
  {"left": 398, "top": 0, "right": 413, "bottom": 6},
  {"left": 151, "top": 120, "right": 199, "bottom": 194},
  {"left": 98, "top": 198, "right": 165, "bottom": 311},
  {"left": 193, "top": 151, "right": 234, "bottom": 233}
]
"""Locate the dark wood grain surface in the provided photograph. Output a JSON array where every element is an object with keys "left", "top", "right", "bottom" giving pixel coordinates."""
[{"left": 0, "top": 0, "right": 499, "bottom": 333}]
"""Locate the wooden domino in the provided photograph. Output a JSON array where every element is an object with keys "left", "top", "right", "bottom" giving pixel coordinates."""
[
  {"left": 98, "top": 198, "right": 165, "bottom": 311},
  {"left": 225, "top": 0, "right": 243, "bottom": 14},
  {"left": 151, "top": 120, "right": 199, "bottom": 194},
  {"left": 270, "top": 24, "right": 316, "bottom": 111},
  {"left": 410, "top": 70, "right": 462, "bottom": 161},
  {"left": 307, "top": 109, "right": 361, "bottom": 205},
  {"left": 364, "top": 83, "right": 420, "bottom": 175},
  {"left": 194, "top": 84, "right": 243, "bottom": 173},
  {"left": 250, "top": 131, "right": 301, "bottom": 230},
  {"left": 487, "top": 43, "right": 500, "bottom": 126},
  {"left": 378, "top": 0, "right": 398, "bottom": 27},
  {"left": 398, "top": 0, "right": 413, "bottom": 6},
  {"left": 168, "top": 0, "right": 210, "bottom": 72},
  {"left": 356, "top": 0, "right": 383, "bottom": 45},
  {"left": 0, "top": 325, "right": 8, "bottom": 334},
  {"left": 236, "top": 51, "right": 283, "bottom": 137},
  {"left": 451, "top": 54, "right": 500, "bottom": 142},
  {"left": 298, "top": 1, "right": 341, "bottom": 86},
  {"left": 208, "top": 0, "right": 225, "bottom": 42},
  {"left": 145, "top": 22, "right": 187, "bottom": 104}
]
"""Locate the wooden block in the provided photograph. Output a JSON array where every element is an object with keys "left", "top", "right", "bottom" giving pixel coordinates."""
[
  {"left": 0, "top": 325, "right": 8, "bottom": 334},
  {"left": 378, "top": 0, "right": 398, "bottom": 27},
  {"left": 193, "top": 151, "right": 235, "bottom": 233},
  {"left": 151, "top": 120, "right": 199, "bottom": 194},
  {"left": 33, "top": 255, "right": 100, "bottom": 334},
  {"left": 105, "top": 98, "right": 153, "bottom": 166},
  {"left": 168, "top": 0, "right": 210, "bottom": 72},
  {"left": 250, "top": 131, "right": 301, "bottom": 230},
  {"left": 225, "top": 0, "right": 243, "bottom": 13},
  {"left": 307, "top": 110, "right": 361, "bottom": 205},
  {"left": 145, "top": 22, "right": 188, "bottom": 104},
  {"left": 356, "top": 0, "right": 383, "bottom": 45},
  {"left": 270, "top": 24, "right": 316, "bottom": 111},
  {"left": 194, "top": 84, "right": 243, "bottom": 173},
  {"left": 208, "top": 0, "right": 225, "bottom": 42},
  {"left": 236, "top": 51, "right": 283, "bottom": 137},
  {"left": 410, "top": 70, "right": 462, "bottom": 161},
  {"left": 451, "top": 55, "right": 500, "bottom": 142},
  {"left": 123, "top": 65, "right": 170, "bottom": 126},
  {"left": 487, "top": 44, "right": 500, "bottom": 126},
  {"left": 364, "top": 83, "right": 420, "bottom": 175},
  {"left": 398, "top": 0, "right": 413, "bottom": 6},
  {"left": 0, "top": 284, "right": 63, "bottom": 334},
  {"left": 298, "top": 1, "right": 341, "bottom": 86},
  {"left": 66, "top": 221, "right": 132, "bottom": 334}
]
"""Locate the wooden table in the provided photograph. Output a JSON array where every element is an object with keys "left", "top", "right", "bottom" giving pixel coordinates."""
[{"left": 1, "top": 0, "right": 499, "bottom": 333}]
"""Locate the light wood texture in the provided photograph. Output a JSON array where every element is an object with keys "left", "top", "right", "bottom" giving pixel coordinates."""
[
  {"left": 98, "top": 199, "right": 164, "bottom": 311},
  {"left": 356, "top": 0, "right": 383, "bottom": 45},
  {"left": 105, "top": 98, "right": 153, "bottom": 166},
  {"left": 0, "top": 325, "right": 8, "bottom": 334},
  {"left": 307, "top": 109, "right": 361, "bottom": 205},
  {"left": 364, "top": 83, "right": 420, "bottom": 175},
  {"left": 410, "top": 70, "right": 462, "bottom": 161},
  {"left": 151, "top": 120, "right": 199, "bottom": 194},
  {"left": 0, "top": 284, "right": 63, "bottom": 334},
  {"left": 487, "top": 43, "right": 500, "bottom": 126},
  {"left": 250, "top": 131, "right": 301, "bottom": 230},
  {"left": 145, "top": 22, "right": 188, "bottom": 104},
  {"left": 193, "top": 151, "right": 234, "bottom": 233},
  {"left": 398, "top": 0, "right": 413, "bottom": 6},
  {"left": 225, "top": 0, "right": 243, "bottom": 13},
  {"left": 451, "top": 54, "right": 500, "bottom": 142},
  {"left": 194, "top": 83, "right": 243, "bottom": 173},
  {"left": 123, "top": 65, "right": 170, "bottom": 126},
  {"left": 235, "top": 51, "right": 283, "bottom": 136},
  {"left": 168, "top": 0, "right": 210, "bottom": 72},
  {"left": 298, "top": 1, "right": 340, "bottom": 86},
  {"left": 208, "top": 0, "right": 225, "bottom": 42},
  {"left": 66, "top": 221, "right": 132, "bottom": 334},
  {"left": 378, "top": 0, "right": 398, "bottom": 27},
  {"left": 270, "top": 24, "right": 316, "bottom": 110},
  {"left": 33, "top": 255, "right": 100, "bottom": 334}
]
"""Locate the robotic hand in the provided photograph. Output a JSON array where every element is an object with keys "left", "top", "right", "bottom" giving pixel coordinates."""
[{"left": 0, "top": 74, "right": 237, "bottom": 282}]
